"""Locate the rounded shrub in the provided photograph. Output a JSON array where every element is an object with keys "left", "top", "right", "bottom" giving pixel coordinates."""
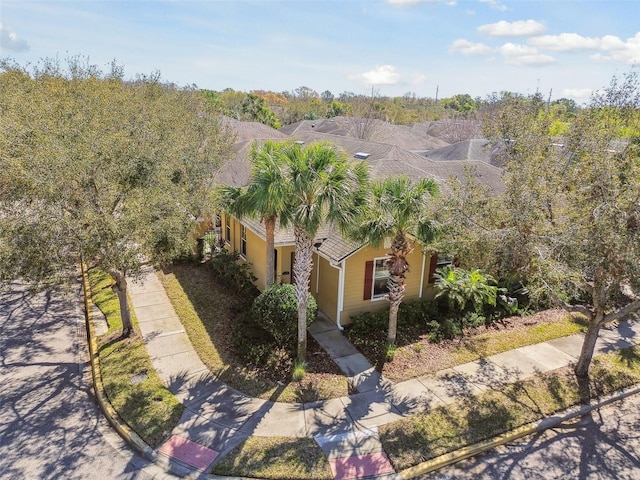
[{"left": 251, "top": 284, "right": 317, "bottom": 350}]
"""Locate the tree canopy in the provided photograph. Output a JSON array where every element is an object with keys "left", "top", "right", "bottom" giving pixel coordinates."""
[
  {"left": 435, "top": 71, "right": 640, "bottom": 404},
  {"left": 0, "top": 57, "right": 234, "bottom": 335}
]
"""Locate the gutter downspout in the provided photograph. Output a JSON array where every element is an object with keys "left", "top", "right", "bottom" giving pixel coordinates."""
[
  {"left": 329, "top": 260, "right": 346, "bottom": 330},
  {"left": 419, "top": 249, "right": 427, "bottom": 298}
]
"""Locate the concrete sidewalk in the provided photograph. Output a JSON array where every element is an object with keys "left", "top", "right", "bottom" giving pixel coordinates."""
[{"left": 121, "top": 266, "right": 640, "bottom": 479}]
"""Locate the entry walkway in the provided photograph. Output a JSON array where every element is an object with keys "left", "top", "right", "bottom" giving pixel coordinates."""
[{"left": 116, "top": 267, "right": 640, "bottom": 479}]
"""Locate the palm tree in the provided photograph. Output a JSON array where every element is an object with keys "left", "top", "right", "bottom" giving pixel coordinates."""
[
  {"left": 219, "top": 140, "right": 289, "bottom": 288},
  {"left": 352, "top": 176, "right": 438, "bottom": 346},
  {"left": 279, "top": 141, "right": 370, "bottom": 363}
]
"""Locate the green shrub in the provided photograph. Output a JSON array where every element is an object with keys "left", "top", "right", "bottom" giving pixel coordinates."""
[
  {"left": 251, "top": 284, "right": 317, "bottom": 350},
  {"left": 210, "top": 249, "right": 257, "bottom": 293},
  {"left": 427, "top": 318, "right": 462, "bottom": 342}
]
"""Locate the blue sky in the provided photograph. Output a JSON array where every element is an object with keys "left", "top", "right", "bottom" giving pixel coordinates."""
[{"left": 1, "top": 0, "right": 638, "bottom": 103}]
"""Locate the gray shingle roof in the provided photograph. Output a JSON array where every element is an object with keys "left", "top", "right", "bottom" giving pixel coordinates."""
[
  {"left": 280, "top": 117, "right": 449, "bottom": 151},
  {"left": 241, "top": 216, "right": 363, "bottom": 264},
  {"left": 217, "top": 120, "right": 505, "bottom": 263}
]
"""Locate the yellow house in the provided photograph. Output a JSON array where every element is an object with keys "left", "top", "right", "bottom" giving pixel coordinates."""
[
  {"left": 215, "top": 118, "right": 503, "bottom": 328},
  {"left": 220, "top": 213, "right": 442, "bottom": 327}
]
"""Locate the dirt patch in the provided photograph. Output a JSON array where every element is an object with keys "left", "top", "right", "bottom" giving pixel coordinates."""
[{"left": 380, "top": 309, "right": 571, "bottom": 382}]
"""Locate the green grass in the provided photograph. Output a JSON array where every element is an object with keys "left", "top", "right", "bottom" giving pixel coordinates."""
[
  {"left": 379, "top": 345, "right": 640, "bottom": 471},
  {"left": 453, "top": 315, "right": 589, "bottom": 364},
  {"left": 212, "top": 437, "right": 332, "bottom": 479},
  {"left": 88, "top": 268, "right": 184, "bottom": 448},
  {"left": 158, "top": 263, "right": 348, "bottom": 403}
]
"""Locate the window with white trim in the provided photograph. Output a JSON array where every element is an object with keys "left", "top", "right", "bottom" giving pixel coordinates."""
[
  {"left": 372, "top": 257, "right": 389, "bottom": 299},
  {"left": 225, "top": 215, "right": 231, "bottom": 243}
]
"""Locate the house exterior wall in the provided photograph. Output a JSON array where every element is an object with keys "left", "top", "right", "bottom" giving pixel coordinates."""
[
  {"left": 277, "top": 245, "right": 296, "bottom": 286},
  {"left": 221, "top": 215, "right": 437, "bottom": 327},
  {"left": 242, "top": 227, "right": 268, "bottom": 291},
  {"left": 311, "top": 253, "right": 339, "bottom": 323},
  {"left": 340, "top": 243, "right": 434, "bottom": 326},
  {"left": 222, "top": 215, "right": 298, "bottom": 291}
]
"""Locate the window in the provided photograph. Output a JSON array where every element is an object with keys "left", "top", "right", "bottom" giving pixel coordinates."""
[
  {"left": 225, "top": 215, "right": 231, "bottom": 243},
  {"left": 240, "top": 225, "right": 247, "bottom": 257},
  {"left": 372, "top": 258, "right": 389, "bottom": 299},
  {"left": 428, "top": 253, "right": 454, "bottom": 283}
]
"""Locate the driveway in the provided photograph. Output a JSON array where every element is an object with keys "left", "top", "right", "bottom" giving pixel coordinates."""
[{"left": 0, "top": 281, "right": 176, "bottom": 479}]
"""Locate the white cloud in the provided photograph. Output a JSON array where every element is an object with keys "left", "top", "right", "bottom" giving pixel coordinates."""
[
  {"left": 530, "top": 33, "right": 600, "bottom": 51},
  {"left": 562, "top": 88, "right": 593, "bottom": 101},
  {"left": 478, "top": 20, "right": 546, "bottom": 37},
  {"left": 610, "top": 32, "right": 640, "bottom": 64},
  {"left": 0, "top": 23, "right": 30, "bottom": 53},
  {"left": 351, "top": 65, "right": 401, "bottom": 85},
  {"left": 499, "top": 43, "right": 555, "bottom": 66},
  {"left": 479, "top": 0, "right": 509, "bottom": 11},
  {"left": 530, "top": 31, "right": 640, "bottom": 65},
  {"left": 449, "top": 38, "right": 492, "bottom": 55}
]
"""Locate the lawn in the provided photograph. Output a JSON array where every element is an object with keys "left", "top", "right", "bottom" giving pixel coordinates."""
[
  {"left": 380, "top": 345, "right": 640, "bottom": 472},
  {"left": 87, "top": 267, "right": 184, "bottom": 448},
  {"left": 158, "top": 261, "right": 349, "bottom": 403}
]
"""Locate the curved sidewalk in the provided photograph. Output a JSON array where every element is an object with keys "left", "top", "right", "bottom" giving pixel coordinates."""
[{"left": 124, "top": 267, "right": 640, "bottom": 479}]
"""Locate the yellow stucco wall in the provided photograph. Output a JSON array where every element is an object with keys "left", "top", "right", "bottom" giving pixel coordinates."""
[
  {"left": 311, "top": 253, "right": 339, "bottom": 323},
  {"left": 340, "top": 243, "right": 432, "bottom": 325},
  {"left": 221, "top": 214, "right": 436, "bottom": 326}
]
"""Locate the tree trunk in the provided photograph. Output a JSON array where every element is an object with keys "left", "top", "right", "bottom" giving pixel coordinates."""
[
  {"left": 110, "top": 270, "right": 133, "bottom": 337},
  {"left": 574, "top": 315, "right": 601, "bottom": 405},
  {"left": 293, "top": 225, "right": 313, "bottom": 364},
  {"left": 386, "top": 233, "right": 410, "bottom": 346},
  {"left": 387, "top": 274, "right": 404, "bottom": 345},
  {"left": 265, "top": 217, "right": 276, "bottom": 288}
]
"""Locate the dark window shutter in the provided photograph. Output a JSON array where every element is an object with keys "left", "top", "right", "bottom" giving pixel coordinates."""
[
  {"left": 363, "top": 261, "right": 374, "bottom": 300},
  {"left": 428, "top": 253, "right": 439, "bottom": 284}
]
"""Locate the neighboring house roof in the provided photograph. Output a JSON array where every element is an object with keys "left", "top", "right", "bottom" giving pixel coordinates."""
[
  {"left": 425, "top": 139, "right": 490, "bottom": 162},
  {"left": 217, "top": 120, "right": 506, "bottom": 263},
  {"left": 290, "top": 131, "right": 505, "bottom": 193},
  {"left": 280, "top": 117, "right": 450, "bottom": 152},
  {"left": 221, "top": 116, "right": 288, "bottom": 144}
]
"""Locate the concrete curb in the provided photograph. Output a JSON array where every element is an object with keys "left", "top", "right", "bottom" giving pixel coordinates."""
[
  {"left": 80, "top": 264, "right": 159, "bottom": 461},
  {"left": 399, "top": 384, "right": 640, "bottom": 479},
  {"left": 80, "top": 265, "right": 239, "bottom": 480}
]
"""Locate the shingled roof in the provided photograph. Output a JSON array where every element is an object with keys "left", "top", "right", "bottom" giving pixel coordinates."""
[
  {"left": 280, "top": 117, "right": 449, "bottom": 152},
  {"left": 241, "top": 216, "right": 364, "bottom": 264},
  {"left": 216, "top": 120, "right": 505, "bottom": 263}
]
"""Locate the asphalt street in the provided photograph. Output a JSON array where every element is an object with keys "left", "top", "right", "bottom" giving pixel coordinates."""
[
  {"left": 428, "top": 392, "right": 640, "bottom": 480},
  {"left": 0, "top": 280, "right": 177, "bottom": 480}
]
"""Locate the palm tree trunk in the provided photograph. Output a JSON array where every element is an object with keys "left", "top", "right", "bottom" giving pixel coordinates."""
[
  {"left": 386, "top": 233, "right": 410, "bottom": 346},
  {"left": 293, "top": 225, "right": 313, "bottom": 363},
  {"left": 110, "top": 269, "right": 133, "bottom": 337},
  {"left": 265, "top": 217, "right": 276, "bottom": 288},
  {"left": 387, "top": 274, "right": 404, "bottom": 345}
]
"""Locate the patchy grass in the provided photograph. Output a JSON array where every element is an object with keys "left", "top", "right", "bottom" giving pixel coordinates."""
[
  {"left": 212, "top": 437, "right": 332, "bottom": 480},
  {"left": 89, "top": 268, "right": 183, "bottom": 448},
  {"left": 380, "top": 346, "right": 640, "bottom": 471},
  {"left": 158, "top": 262, "right": 348, "bottom": 403},
  {"left": 377, "top": 310, "right": 588, "bottom": 382},
  {"left": 453, "top": 314, "right": 588, "bottom": 364}
]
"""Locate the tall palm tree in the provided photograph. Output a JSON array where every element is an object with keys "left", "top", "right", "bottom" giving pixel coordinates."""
[
  {"left": 279, "top": 141, "right": 370, "bottom": 363},
  {"left": 219, "top": 140, "right": 289, "bottom": 288},
  {"left": 352, "top": 176, "right": 438, "bottom": 346}
]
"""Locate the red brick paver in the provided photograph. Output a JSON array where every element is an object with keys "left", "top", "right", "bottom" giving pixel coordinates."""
[{"left": 157, "top": 434, "right": 219, "bottom": 471}]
